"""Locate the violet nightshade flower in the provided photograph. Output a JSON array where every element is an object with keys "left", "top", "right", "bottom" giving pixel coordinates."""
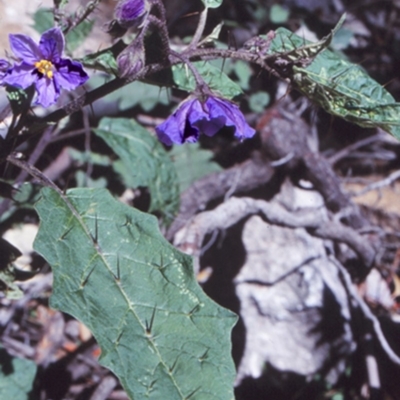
[
  {"left": 115, "top": 0, "right": 147, "bottom": 29},
  {"left": 156, "top": 96, "right": 256, "bottom": 146},
  {"left": 1, "top": 28, "right": 89, "bottom": 108}
]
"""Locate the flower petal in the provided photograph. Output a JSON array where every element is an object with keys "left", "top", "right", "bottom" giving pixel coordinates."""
[
  {"left": 0, "top": 59, "right": 11, "bottom": 72},
  {"left": 9, "top": 34, "right": 41, "bottom": 64},
  {"left": 35, "top": 77, "right": 60, "bottom": 107},
  {"left": 206, "top": 97, "right": 256, "bottom": 140},
  {"left": 156, "top": 98, "right": 204, "bottom": 145},
  {"left": 194, "top": 116, "right": 226, "bottom": 137},
  {"left": 39, "top": 27, "right": 64, "bottom": 62},
  {"left": 0, "top": 59, "right": 11, "bottom": 81},
  {"left": 2, "top": 62, "right": 37, "bottom": 89},
  {"left": 54, "top": 59, "right": 89, "bottom": 90}
]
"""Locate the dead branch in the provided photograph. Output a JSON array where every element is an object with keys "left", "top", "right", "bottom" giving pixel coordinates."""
[
  {"left": 174, "top": 196, "right": 375, "bottom": 270},
  {"left": 167, "top": 154, "right": 275, "bottom": 240},
  {"left": 258, "top": 107, "right": 369, "bottom": 229}
]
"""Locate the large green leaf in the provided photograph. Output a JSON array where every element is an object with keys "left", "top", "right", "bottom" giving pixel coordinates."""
[
  {"left": 269, "top": 18, "right": 400, "bottom": 140},
  {"left": 173, "top": 62, "right": 242, "bottom": 100},
  {"left": 94, "top": 117, "right": 179, "bottom": 223},
  {"left": 0, "top": 347, "right": 36, "bottom": 399},
  {"left": 33, "top": 187, "right": 237, "bottom": 400}
]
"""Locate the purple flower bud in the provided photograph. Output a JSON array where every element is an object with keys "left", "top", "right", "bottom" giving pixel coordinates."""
[
  {"left": 117, "top": 38, "right": 145, "bottom": 79},
  {"left": 156, "top": 96, "right": 256, "bottom": 145},
  {"left": 115, "top": 0, "right": 147, "bottom": 29}
]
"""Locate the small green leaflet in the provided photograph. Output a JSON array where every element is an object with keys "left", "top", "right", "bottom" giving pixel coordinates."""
[
  {"left": 172, "top": 61, "right": 242, "bottom": 100},
  {"left": 201, "top": 0, "right": 222, "bottom": 9},
  {"left": 80, "top": 41, "right": 125, "bottom": 75},
  {"left": 269, "top": 15, "right": 400, "bottom": 141},
  {"left": 0, "top": 347, "right": 36, "bottom": 399}
]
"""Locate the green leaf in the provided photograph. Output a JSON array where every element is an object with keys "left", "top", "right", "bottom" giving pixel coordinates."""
[
  {"left": 269, "top": 16, "right": 400, "bottom": 141},
  {"left": 33, "top": 187, "right": 237, "bottom": 400},
  {"left": 65, "top": 19, "right": 94, "bottom": 52},
  {"left": 0, "top": 183, "right": 42, "bottom": 224},
  {"left": 169, "top": 143, "right": 223, "bottom": 192},
  {"left": 75, "top": 170, "right": 108, "bottom": 189},
  {"left": 331, "top": 28, "right": 354, "bottom": 51},
  {"left": 232, "top": 60, "right": 252, "bottom": 91},
  {"left": 200, "top": 22, "right": 223, "bottom": 46},
  {"left": 201, "top": 0, "right": 223, "bottom": 8},
  {"left": 81, "top": 41, "right": 125, "bottom": 75},
  {"left": 88, "top": 75, "right": 170, "bottom": 112},
  {"left": 269, "top": 4, "right": 289, "bottom": 24},
  {"left": 172, "top": 61, "right": 242, "bottom": 100},
  {"left": 0, "top": 348, "right": 36, "bottom": 398},
  {"left": 68, "top": 148, "right": 112, "bottom": 167},
  {"left": 248, "top": 91, "right": 270, "bottom": 113},
  {"left": 119, "top": 82, "right": 170, "bottom": 112},
  {"left": 0, "top": 269, "right": 23, "bottom": 299},
  {"left": 0, "top": 238, "right": 23, "bottom": 299},
  {"left": 93, "top": 118, "right": 179, "bottom": 223},
  {"left": 32, "top": 8, "right": 53, "bottom": 33}
]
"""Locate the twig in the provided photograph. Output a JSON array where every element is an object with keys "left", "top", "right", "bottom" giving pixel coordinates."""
[
  {"left": 224, "top": 168, "right": 242, "bottom": 201},
  {"left": 187, "top": 8, "right": 208, "bottom": 51},
  {"left": 334, "top": 258, "right": 400, "bottom": 365},
  {"left": 89, "top": 376, "right": 118, "bottom": 400},
  {"left": 82, "top": 107, "right": 93, "bottom": 185},
  {"left": 200, "top": 229, "right": 219, "bottom": 256},
  {"left": 63, "top": 0, "right": 103, "bottom": 36},
  {"left": 50, "top": 128, "right": 88, "bottom": 143},
  {"left": 352, "top": 169, "right": 400, "bottom": 197},
  {"left": 327, "top": 132, "right": 384, "bottom": 165},
  {"left": 270, "top": 152, "right": 294, "bottom": 166},
  {"left": 6, "top": 155, "right": 64, "bottom": 194}
]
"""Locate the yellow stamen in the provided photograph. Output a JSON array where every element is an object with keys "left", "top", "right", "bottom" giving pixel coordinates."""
[{"left": 34, "top": 60, "right": 54, "bottom": 79}]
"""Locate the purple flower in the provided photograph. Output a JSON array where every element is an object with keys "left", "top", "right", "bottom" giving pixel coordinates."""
[
  {"left": 1, "top": 28, "right": 88, "bottom": 108},
  {"left": 156, "top": 96, "right": 256, "bottom": 145},
  {"left": 115, "top": 0, "right": 147, "bottom": 29}
]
